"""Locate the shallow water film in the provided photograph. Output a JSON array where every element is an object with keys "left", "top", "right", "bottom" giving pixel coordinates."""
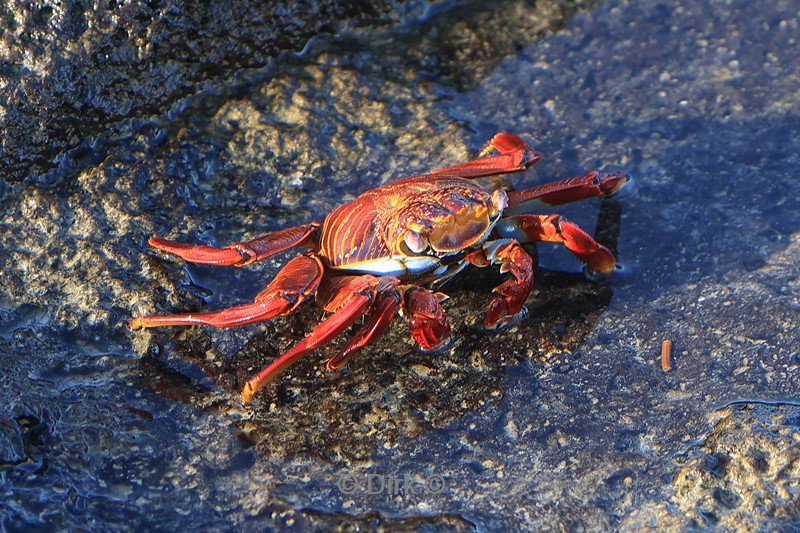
[{"left": 2, "top": 0, "right": 799, "bottom": 530}]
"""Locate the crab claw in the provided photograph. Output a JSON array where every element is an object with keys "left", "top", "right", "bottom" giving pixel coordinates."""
[
  {"left": 403, "top": 287, "right": 452, "bottom": 352},
  {"left": 464, "top": 240, "right": 534, "bottom": 330},
  {"left": 483, "top": 243, "right": 534, "bottom": 330}
]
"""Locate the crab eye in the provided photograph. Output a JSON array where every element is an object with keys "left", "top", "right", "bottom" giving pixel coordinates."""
[
  {"left": 491, "top": 189, "right": 508, "bottom": 216},
  {"left": 403, "top": 230, "right": 427, "bottom": 254}
]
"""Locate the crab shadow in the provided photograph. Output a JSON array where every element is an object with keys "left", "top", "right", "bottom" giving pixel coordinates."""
[{"left": 136, "top": 197, "right": 623, "bottom": 464}]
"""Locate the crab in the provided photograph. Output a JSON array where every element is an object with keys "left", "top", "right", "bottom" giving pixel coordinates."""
[{"left": 130, "top": 133, "right": 628, "bottom": 403}]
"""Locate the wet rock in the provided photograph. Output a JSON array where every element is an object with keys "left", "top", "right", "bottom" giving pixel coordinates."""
[
  {"left": 3, "top": 0, "right": 612, "bottom": 529},
  {"left": 2, "top": 0, "right": 799, "bottom": 530},
  {"left": 624, "top": 403, "right": 800, "bottom": 531},
  {"left": 1, "top": 0, "right": 436, "bottom": 185}
]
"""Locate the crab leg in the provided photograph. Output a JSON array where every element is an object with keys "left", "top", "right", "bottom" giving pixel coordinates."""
[
  {"left": 148, "top": 223, "right": 320, "bottom": 266},
  {"left": 430, "top": 132, "right": 542, "bottom": 178},
  {"left": 505, "top": 171, "right": 628, "bottom": 213},
  {"left": 240, "top": 274, "right": 382, "bottom": 403},
  {"left": 129, "top": 255, "right": 323, "bottom": 330},
  {"left": 495, "top": 214, "right": 617, "bottom": 273},
  {"left": 326, "top": 288, "right": 401, "bottom": 371},
  {"left": 325, "top": 282, "right": 453, "bottom": 371},
  {"left": 465, "top": 239, "right": 534, "bottom": 330}
]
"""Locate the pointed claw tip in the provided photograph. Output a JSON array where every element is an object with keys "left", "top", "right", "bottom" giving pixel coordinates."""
[
  {"left": 599, "top": 171, "right": 631, "bottom": 196},
  {"left": 526, "top": 150, "right": 543, "bottom": 167},
  {"left": 240, "top": 386, "right": 254, "bottom": 405},
  {"left": 583, "top": 265, "right": 615, "bottom": 282},
  {"left": 485, "top": 306, "right": 528, "bottom": 331},
  {"left": 419, "top": 335, "right": 453, "bottom": 354},
  {"left": 483, "top": 321, "right": 499, "bottom": 331},
  {"left": 325, "top": 359, "right": 347, "bottom": 372}
]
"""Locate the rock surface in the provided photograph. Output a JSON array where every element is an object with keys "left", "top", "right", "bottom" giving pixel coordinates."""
[{"left": 1, "top": 0, "right": 798, "bottom": 530}]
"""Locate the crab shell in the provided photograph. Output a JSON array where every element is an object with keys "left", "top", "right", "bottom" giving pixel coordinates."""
[{"left": 320, "top": 175, "right": 509, "bottom": 280}]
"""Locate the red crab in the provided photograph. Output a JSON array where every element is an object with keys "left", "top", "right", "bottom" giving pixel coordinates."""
[{"left": 130, "top": 133, "right": 628, "bottom": 403}]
